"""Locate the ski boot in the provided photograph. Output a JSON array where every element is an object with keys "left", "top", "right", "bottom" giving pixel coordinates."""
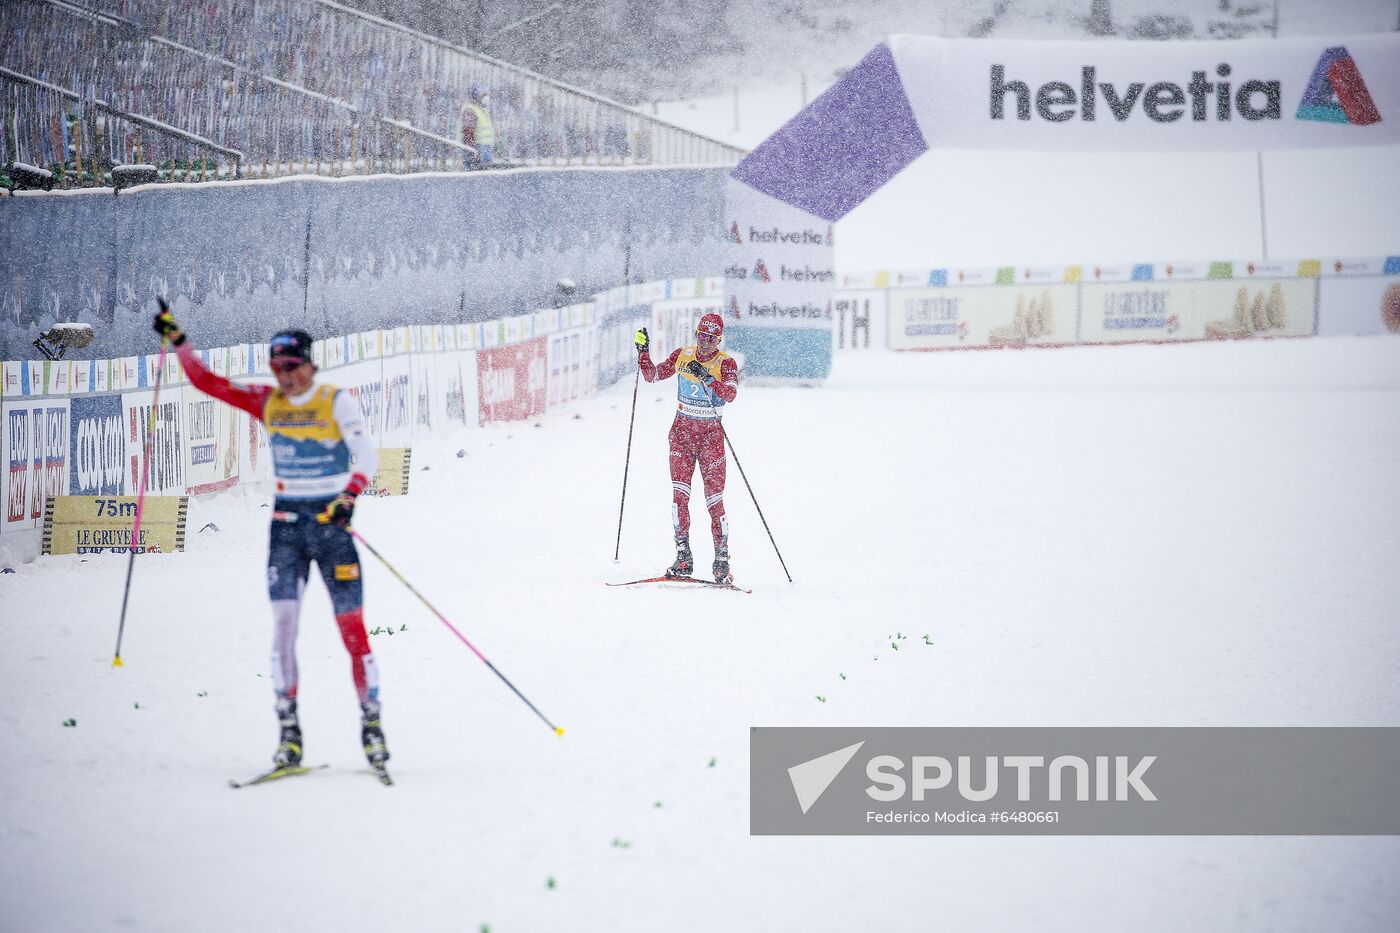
[
  {"left": 712, "top": 546, "right": 733, "bottom": 586},
  {"left": 361, "top": 700, "right": 390, "bottom": 767},
  {"left": 273, "top": 697, "right": 303, "bottom": 768},
  {"left": 666, "top": 536, "right": 693, "bottom": 579}
]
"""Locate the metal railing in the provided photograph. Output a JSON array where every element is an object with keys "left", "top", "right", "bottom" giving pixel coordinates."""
[
  {"left": 104, "top": 0, "right": 745, "bottom": 166},
  {"left": 2, "top": 0, "right": 474, "bottom": 181},
  {"left": 0, "top": 0, "right": 743, "bottom": 189},
  {"left": 0, "top": 65, "right": 242, "bottom": 184}
]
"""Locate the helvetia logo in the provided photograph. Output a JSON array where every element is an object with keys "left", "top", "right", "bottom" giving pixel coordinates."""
[
  {"left": 728, "top": 296, "right": 741, "bottom": 319},
  {"left": 753, "top": 259, "right": 771, "bottom": 282},
  {"left": 1296, "top": 47, "right": 1381, "bottom": 126},
  {"left": 728, "top": 221, "right": 743, "bottom": 244},
  {"left": 990, "top": 63, "right": 1282, "bottom": 123}
]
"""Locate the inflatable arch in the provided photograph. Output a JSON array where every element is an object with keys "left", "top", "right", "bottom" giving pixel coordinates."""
[{"left": 723, "top": 33, "right": 1400, "bottom": 380}]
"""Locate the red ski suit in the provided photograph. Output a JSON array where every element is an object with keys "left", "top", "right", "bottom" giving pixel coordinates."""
[{"left": 639, "top": 345, "right": 739, "bottom": 548}]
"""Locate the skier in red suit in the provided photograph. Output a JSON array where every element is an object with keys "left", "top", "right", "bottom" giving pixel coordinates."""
[{"left": 636, "top": 312, "right": 739, "bottom": 584}]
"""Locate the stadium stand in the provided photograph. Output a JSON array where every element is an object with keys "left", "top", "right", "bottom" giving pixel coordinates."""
[{"left": 0, "top": 0, "right": 742, "bottom": 189}]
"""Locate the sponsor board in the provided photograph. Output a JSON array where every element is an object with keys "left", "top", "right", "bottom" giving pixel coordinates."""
[
  {"left": 380, "top": 355, "right": 413, "bottom": 446},
  {"left": 597, "top": 301, "right": 652, "bottom": 389},
  {"left": 364, "top": 448, "right": 411, "bottom": 497},
  {"left": 238, "top": 409, "right": 272, "bottom": 489},
  {"left": 45, "top": 361, "right": 72, "bottom": 396},
  {"left": 1080, "top": 278, "right": 1316, "bottom": 343},
  {"left": 412, "top": 353, "right": 438, "bottom": 436},
  {"left": 548, "top": 329, "right": 590, "bottom": 408},
  {"left": 439, "top": 352, "right": 479, "bottom": 430},
  {"left": 477, "top": 337, "right": 547, "bottom": 424},
  {"left": 2, "top": 362, "right": 23, "bottom": 399},
  {"left": 184, "top": 386, "right": 241, "bottom": 496},
  {"left": 889, "top": 284, "right": 1078, "bottom": 349},
  {"left": 3, "top": 400, "right": 71, "bottom": 531},
  {"left": 42, "top": 495, "right": 188, "bottom": 555},
  {"left": 68, "top": 395, "right": 125, "bottom": 497},
  {"left": 1317, "top": 275, "right": 1400, "bottom": 337},
  {"left": 72, "top": 361, "right": 93, "bottom": 395},
  {"left": 890, "top": 34, "right": 1400, "bottom": 152},
  {"left": 337, "top": 360, "right": 387, "bottom": 444},
  {"left": 833, "top": 291, "right": 888, "bottom": 351},
  {"left": 724, "top": 176, "right": 835, "bottom": 336},
  {"left": 121, "top": 391, "right": 186, "bottom": 496},
  {"left": 1160, "top": 262, "right": 1212, "bottom": 281}
]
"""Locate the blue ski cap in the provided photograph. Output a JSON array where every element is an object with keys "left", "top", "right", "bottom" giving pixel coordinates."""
[{"left": 269, "top": 329, "right": 314, "bottom": 365}]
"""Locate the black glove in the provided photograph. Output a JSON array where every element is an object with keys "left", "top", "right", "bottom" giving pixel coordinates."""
[
  {"left": 320, "top": 491, "right": 356, "bottom": 528},
  {"left": 634, "top": 327, "right": 649, "bottom": 353},
  {"left": 152, "top": 297, "right": 186, "bottom": 346},
  {"left": 685, "top": 360, "right": 711, "bottom": 381}
]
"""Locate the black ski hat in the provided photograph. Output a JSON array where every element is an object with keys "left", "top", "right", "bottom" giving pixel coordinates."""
[{"left": 269, "top": 329, "right": 314, "bottom": 365}]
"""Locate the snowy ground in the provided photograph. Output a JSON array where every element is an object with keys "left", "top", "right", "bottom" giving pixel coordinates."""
[{"left": 4, "top": 336, "right": 1400, "bottom": 932}]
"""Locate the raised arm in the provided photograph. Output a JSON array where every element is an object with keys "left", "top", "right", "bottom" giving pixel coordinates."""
[
  {"left": 175, "top": 343, "right": 273, "bottom": 422},
  {"left": 155, "top": 306, "right": 272, "bottom": 421}
]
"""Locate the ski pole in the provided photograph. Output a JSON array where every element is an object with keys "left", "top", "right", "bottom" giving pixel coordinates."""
[
  {"left": 700, "top": 389, "right": 793, "bottom": 584},
  {"left": 113, "top": 301, "right": 172, "bottom": 667},
  {"left": 613, "top": 367, "right": 640, "bottom": 561},
  {"left": 350, "top": 529, "right": 564, "bottom": 737}
]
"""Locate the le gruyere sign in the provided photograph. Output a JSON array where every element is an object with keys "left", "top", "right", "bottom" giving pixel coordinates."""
[
  {"left": 365, "top": 448, "right": 412, "bottom": 497},
  {"left": 42, "top": 496, "right": 189, "bottom": 555}
]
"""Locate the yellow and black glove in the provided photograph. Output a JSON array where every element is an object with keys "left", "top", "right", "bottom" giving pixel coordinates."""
[
  {"left": 152, "top": 298, "right": 186, "bottom": 346},
  {"left": 320, "top": 491, "right": 357, "bottom": 528},
  {"left": 634, "top": 327, "right": 649, "bottom": 354}
]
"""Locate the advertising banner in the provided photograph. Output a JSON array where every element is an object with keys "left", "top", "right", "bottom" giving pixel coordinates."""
[
  {"left": 596, "top": 298, "right": 651, "bottom": 389},
  {"left": 890, "top": 34, "right": 1400, "bottom": 153},
  {"left": 411, "top": 353, "right": 439, "bottom": 438},
  {"left": 238, "top": 410, "right": 271, "bottom": 490},
  {"left": 121, "top": 391, "right": 186, "bottom": 496},
  {"left": 833, "top": 291, "right": 888, "bottom": 351},
  {"left": 335, "top": 360, "right": 387, "bottom": 444},
  {"left": 42, "top": 495, "right": 189, "bottom": 555},
  {"left": 1080, "top": 278, "right": 1316, "bottom": 344},
  {"left": 1317, "top": 274, "right": 1400, "bottom": 337},
  {"left": 438, "top": 351, "right": 479, "bottom": 432},
  {"left": 721, "top": 176, "right": 835, "bottom": 381},
  {"left": 380, "top": 355, "right": 414, "bottom": 447},
  {"left": 2, "top": 362, "right": 22, "bottom": 399},
  {"left": 68, "top": 395, "right": 126, "bottom": 497},
  {"left": 888, "top": 284, "right": 1079, "bottom": 350},
  {"left": 365, "top": 448, "right": 411, "bottom": 497},
  {"left": 723, "top": 178, "right": 835, "bottom": 333},
  {"left": 477, "top": 337, "right": 547, "bottom": 425},
  {"left": 547, "top": 330, "right": 588, "bottom": 409},
  {"left": 3, "top": 400, "right": 71, "bottom": 531},
  {"left": 183, "top": 386, "right": 241, "bottom": 496}
]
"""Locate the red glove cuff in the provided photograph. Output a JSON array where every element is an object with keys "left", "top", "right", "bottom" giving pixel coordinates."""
[{"left": 344, "top": 474, "right": 368, "bottom": 497}]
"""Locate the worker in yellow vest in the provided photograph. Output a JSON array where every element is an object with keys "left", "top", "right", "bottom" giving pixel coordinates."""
[{"left": 462, "top": 83, "right": 495, "bottom": 168}]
